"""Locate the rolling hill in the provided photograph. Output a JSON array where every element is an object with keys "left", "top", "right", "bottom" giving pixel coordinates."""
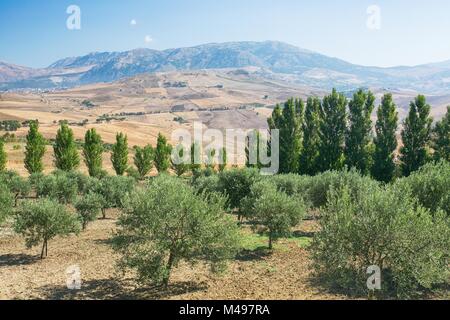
[{"left": 2, "top": 41, "right": 450, "bottom": 94}]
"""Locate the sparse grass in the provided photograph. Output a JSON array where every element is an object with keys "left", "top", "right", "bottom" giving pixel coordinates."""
[{"left": 240, "top": 228, "right": 312, "bottom": 252}]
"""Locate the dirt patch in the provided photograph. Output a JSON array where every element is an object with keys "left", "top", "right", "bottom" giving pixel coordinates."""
[{"left": 0, "top": 214, "right": 348, "bottom": 300}]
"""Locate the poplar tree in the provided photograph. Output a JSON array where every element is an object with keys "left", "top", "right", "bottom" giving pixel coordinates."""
[
  {"left": 318, "top": 89, "right": 347, "bottom": 172},
  {"left": 190, "top": 141, "right": 202, "bottom": 174},
  {"left": 111, "top": 132, "right": 129, "bottom": 176},
  {"left": 372, "top": 94, "right": 399, "bottom": 183},
  {"left": 83, "top": 128, "right": 104, "bottom": 177},
  {"left": 171, "top": 144, "right": 189, "bottom": 177},
  {"left": 0, "top": 138, "right": 6, "bottom": 172},
  {"left": 432, "top": 106, "right": 450, "bottom": 162},
  {"left": 299, "top": 97, "right": 321, "bottom": 175},
  {"left": 133, "top": 145, "right": 154, "bottom": 179},
  {"left": 400, "top": 95, "right": 433, "bottom": 176},
  {"left": 24, "top": 120, "right": 46, "bottom": 174},
  {"left": 345, "top": 89, "right": 375, "bottom": 174},
  {"left": 218, "top": 147, "right": 227, "bottom": 172},
  {"left": 54, "top": 122, "right": 80, "bottom": 171},
  {"left": 154, "top": 133, "right": 172, "bottom": 173},
  {"left": 268, "top": 98, "right": 303, "bottom": 174}
]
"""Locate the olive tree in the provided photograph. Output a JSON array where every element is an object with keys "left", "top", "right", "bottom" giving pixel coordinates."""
[
  {"left": 243, "top": 180, "right": 307, "bottom": 249},
  {"left": 35, "top": 172, "right": 78, "bottom": 204},
  {"left": 98, "top": 175, "right": 135, "bottom": 219},
  {"left": 14, "top": 199, "right": 80, "bottom": 258},
  {"left": 310, "top": 183, "right": 449, "bottom": 298},
  {"left": 0, "top": 185, "right": 14, "bottom": 226},
  {"left": 0, "top": 171, "right": 31, "bottom": 206},
  {"left": 112, "top": 175, "right": 240, "bottom": 287},
  {"left": 75, "top": 193, "right": 104, "bottom": 230}
]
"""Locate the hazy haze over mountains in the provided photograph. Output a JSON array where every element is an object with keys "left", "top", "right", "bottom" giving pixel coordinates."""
[{"left": 2, "top": 41, "right": 450, "bottom": 94}]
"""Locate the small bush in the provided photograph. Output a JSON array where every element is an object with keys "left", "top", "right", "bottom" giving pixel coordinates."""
[
  {"left": 98, "top": 175, "right": 136, "bottom": 218},
  {"left": 75, "top": 193, "right": 105, "bottom": 230},
  {"left": 0, "top": 171, "right": 31, "bottom": 206},
  {"left": 242, "top": 180, "right": 307, "bottom": 249},
  {"left": 112, "top": 175, "right": 240, "bottom": 287},
  {"left": 217, "top": 168, "right": 260, "bottom": 217},
  {"left": 14, "top": 199, "right": 80, "bottom": 258},
  {"left": 395, "top": 161, "right": 450, "bottom": 216},
  {"left": 35, "top": 173, "right": 78, "bottom": 204},
  {"left": 0, "top": 185, "right": 14, "bottom": 225},
  {"left": 310, "top": 183, "right": 450, "bottom": 298}
]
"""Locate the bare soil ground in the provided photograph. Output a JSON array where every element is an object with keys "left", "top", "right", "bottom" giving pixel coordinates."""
[{"left": 0, "top": 213, "right": 347, "bottom": 300}]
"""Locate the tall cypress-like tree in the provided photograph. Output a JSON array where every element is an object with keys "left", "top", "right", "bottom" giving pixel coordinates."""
[
  {"left": 83, "top": 128, "right": 104, "bottom": 177},
  {"left": 190, "top": 141, "right": 202, "bottom": 174},
  {"left": 134, "top": 145, "right": 154, "bottom": 179},
  {"left": 154, "top": 133, "right": 172, "bottom": 174},
  {"left": 268, "top": 98, "right": 303, "bottom": 174},
  {"left": 24, "top": 120, "right": 46, "bottom": 174},
  {"left": 171, "top": 144, "right": 189, "bottom": 177},
  {"left": 432, "top": 106, "right": 450, "bottom": 162},
  {"left": 318, "top": 89, "right": 347, "bottom": 172},
  {"left": 345, "top": 89, "right": 375, "bottom": 174},
  {"left": 218, "top": 147, "right": 227, "bottom": 172},
  {"left": 299, "top": 97, "right": 321, "bottom": 175},
  {"left": 400, "top": 95, "right": 433, "bottom": 176},
  {"left": 0, "top": 138, "right": 6, "bottom": 172},
  {"left": 54, "top": 122, "right": 80, "bottom": 171},
  {"left": 111, "top": 132, "right": 129, "bottom": 176},
  {"left": 372, "top": 94, "right": 399, "bottom": 183}
]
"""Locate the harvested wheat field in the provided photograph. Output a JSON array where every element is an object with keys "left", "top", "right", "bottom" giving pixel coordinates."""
[{"left": 0, "top": 213, "right": 346, "bottom": 300}]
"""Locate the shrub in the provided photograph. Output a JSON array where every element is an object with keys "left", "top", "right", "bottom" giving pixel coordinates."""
[
  {"left": 217, "top": 168, "right": 260, "bottom": 217},
  {"left": 395, "top": 161, "right": 450, "bottom": 216},
  {"left": 0, "top": 171, "right": 31, "bottom": 206},
  {"left": 75, "top": 193, "right": 104, "bottom": 230},
  {"left": 270, "top": 174, "right": 313, "bottom": 206},
  {"left": 192, "top": 174, "right": 221, "bottom": 196},
  {"left": 243, "top": 180, "right": 307, "bottom": 249},
  {"left": 310, "top": 183, "right": 450, "bottom": 298},
  {"left": 35, "top": 172, "right": 78, "bottom": 204},
  {"left": 0, "top": 185, "right": 14, "bottom": 225},
  {"left": 112, "top": 175, "right": 240, "bottom": 287},
  {"left": 98, "top": 175, "right": 136, "bottom": 219},
  {"left": 306, "top": 169, "right": 379, "bottom": 209},
  {"left": 14, "top": 199, "right": 80, "bottom": 258}
]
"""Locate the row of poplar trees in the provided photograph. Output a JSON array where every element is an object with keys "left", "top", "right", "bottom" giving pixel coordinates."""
[
  {"left": 268, "top": 89, "right": 450, "bottom": 182},
  {"left": 0, "top": 121, "right": 174, "bottom": 178}
]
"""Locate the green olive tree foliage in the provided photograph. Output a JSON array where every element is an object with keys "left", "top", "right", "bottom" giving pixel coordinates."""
[
  {"left": 243, "top": 180, "right": 307, "bottom": 249},
  {"left": 0, "top": 138, "right": 6, "bottom": 172},
  {"left": 75, "top": 193, "right": 104, "bottom": 230},
  {"left": 112, "top": 176, "right": 240, "bottom": 287},
  {"left": 395, "top": 161, "right": 450, "bottom": 216},
  {"left": 14, "top": 199, "right": 80, "bottom": 258},
  {"left": 0, "top": 184, "right": 14, "bottom": 226},
  {"left": 310, "top": 183, "right": 449, "bottom": 298}
]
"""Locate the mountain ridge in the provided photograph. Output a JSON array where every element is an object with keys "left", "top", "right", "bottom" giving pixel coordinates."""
[{"left": 2, "top": 41, "right": 450, "bottom": 94}]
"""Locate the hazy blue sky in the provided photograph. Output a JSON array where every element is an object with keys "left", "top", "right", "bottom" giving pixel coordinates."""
[{"left": 1, "top": 0, "right": 450, "bottom": 68}]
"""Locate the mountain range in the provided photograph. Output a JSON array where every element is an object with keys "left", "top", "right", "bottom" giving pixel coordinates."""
[{"left": 2, "top": 41, "right": 450, "bottom": 94}]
